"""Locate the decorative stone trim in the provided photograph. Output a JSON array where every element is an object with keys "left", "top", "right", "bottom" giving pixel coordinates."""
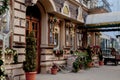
[
  {"left": 48, "top": 15, "right": 61, "bottom": 24},
  {"left": 25, "top": 0, "right": 38, "bottom": 6},
  {"left": 65, "top": 22, "right": 76, "bottom": 28},
  {"left": 77, "top": 6, "right": 84, "bottom": 23},
  {"left": 61, "top": 1, "right": 70, "bottom": 17}
]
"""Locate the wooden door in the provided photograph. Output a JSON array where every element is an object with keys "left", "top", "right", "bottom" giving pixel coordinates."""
[{"left": 26, "top": 16, "right": 40, "bottom": 73}]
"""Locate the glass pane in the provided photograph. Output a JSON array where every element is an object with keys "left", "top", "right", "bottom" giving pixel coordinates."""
[
  {"left": 26, "top": 21, "right": 29, "bottom": 29},
  {"left": 49, "top": 23, "right": 54, "bottom": 45},
  {"left": 66, "top": 28, "right": 69, "bottom": 46},
  {"left": 26, "top": 30, "right": 29, "bottom": 37},
  {"left": 70, "top": 35, "right": 72, "bottom": 46},
  {"left": 35, "top": 31, "right": 37, "bottom": 38},
  {"left": 50, "top": 32, "right": 53, "bottom": 44},
  {"left": 77, "top": 34, "right": 79, "bottom": 46},
  {"left": 32, "top": 22, "right": 35, "bottom": 30},
  {"left": 54, "top": 33, "right": 58, "bottom": 46},
  {"left": 35, "top": 23, "right": 37, "bottom": 30}
]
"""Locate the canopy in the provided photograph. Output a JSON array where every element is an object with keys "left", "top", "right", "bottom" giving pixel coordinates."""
[
  {"left": 84, "top": 12, "right": 120, "bottom": 32},
  {"left": 86, "top": 12, "right": 120, "bottom": 26}
]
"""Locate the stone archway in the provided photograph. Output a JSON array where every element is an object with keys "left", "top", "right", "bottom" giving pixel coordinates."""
[{"left": 38, "top": 0, "right": 56, "bottom": 12}]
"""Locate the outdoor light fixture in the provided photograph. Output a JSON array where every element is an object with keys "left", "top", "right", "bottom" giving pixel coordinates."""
[
  {"left": 116, "top": 35, "right": 120, "bottom": 42},
  {"left": 25, "top": 0, "right": 38, "bottom": 6}
]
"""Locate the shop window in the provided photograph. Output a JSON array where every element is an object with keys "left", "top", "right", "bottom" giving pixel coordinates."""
[
  {"left": 95, "top": 34, "right": 99, "bottom": 46},
  {"left": 77, "top": 30, "right": 83, "bottom": 48},
  {"left": 49, "top": 23, "right": 54, "bottom": 45},
  {"left": 65, "top": 22, "right": 75, "bottom": 49},
  {"left": 87, "top": 34, "right": 91, "bottom": 46},
  {"left": 48, "top": 16, "right": 60, "bottom": 49}
]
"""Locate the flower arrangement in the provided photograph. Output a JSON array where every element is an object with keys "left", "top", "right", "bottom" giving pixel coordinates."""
[
  {"left": 4, "top": 48, "right": 17, "bottom": 55},
  {"left": 51, "top": 63, "right": 58, "bottom": 74},
  {"left": 65, "top": 22, "right": 75, "bottom": 28},
  {"left": 48, "top": 16, "right": 60, "bottom": 23},
  {"left": 4, "top": 48, "right": 18, "bottom": 64},
  {"left": 4, "top": 48, "right": 13, "bottom": 55},
  {"left": 53, "top": 50, "right": 63, "bottom": 57}
]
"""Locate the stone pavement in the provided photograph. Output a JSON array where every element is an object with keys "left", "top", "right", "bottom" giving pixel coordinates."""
[{"left": 36, "top": 65, "right": 120, "bottom": 80}]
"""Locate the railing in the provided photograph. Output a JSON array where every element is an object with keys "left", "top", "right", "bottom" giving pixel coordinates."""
[{"left": 89, "top": 0, "right": 111, "bottom": 12}]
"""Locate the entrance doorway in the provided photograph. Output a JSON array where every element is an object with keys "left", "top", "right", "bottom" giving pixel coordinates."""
[{"left": 26, "top": 5, "right": 41, "bottom": 73}]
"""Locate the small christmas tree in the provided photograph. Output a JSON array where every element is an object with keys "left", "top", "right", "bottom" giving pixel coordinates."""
[{"left": 23, "top": 31, "right": 36, "bottom": 72}]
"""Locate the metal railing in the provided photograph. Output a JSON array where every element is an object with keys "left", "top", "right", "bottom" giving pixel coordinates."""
[{"left": 89, "top": 0, "right": 111, "bottom": 12}]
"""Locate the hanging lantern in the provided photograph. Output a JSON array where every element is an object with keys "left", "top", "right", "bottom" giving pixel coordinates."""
[
  {"left": 116, "top": 35, "right": 120, "bottom": 42},
  {"left": 25, "top": 0, "right": 38, "bottom": 6}
]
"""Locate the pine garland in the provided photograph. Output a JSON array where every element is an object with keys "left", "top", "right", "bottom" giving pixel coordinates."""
[{"left": 0, "top": 0, "right": 8, "bottom": 15}]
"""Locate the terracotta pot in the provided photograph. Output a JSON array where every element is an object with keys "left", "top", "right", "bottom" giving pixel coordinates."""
[
  {"left": 99, "top": 61, "right": 104, "bottom": 66},
  {"left": 88, "top": 62, "right": 93, "bottom": 68},
  {"left": 51, "top": 68, "right": 57, "bottom": 75},
  {"left": 25, "top": 72, "right": 36, "bottom": 80}
]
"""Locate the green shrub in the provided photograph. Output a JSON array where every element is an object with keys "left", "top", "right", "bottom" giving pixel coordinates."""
[{"left": 23, "top": 31, "right": 36, "bottom": 72}]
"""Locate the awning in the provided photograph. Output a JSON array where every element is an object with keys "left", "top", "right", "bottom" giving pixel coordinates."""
[
  {"left": 86, "top": 12, "right": 120, "bottom": 26},
  {"left": 83, "top": 12, "right": 120, "bottom": 32}
]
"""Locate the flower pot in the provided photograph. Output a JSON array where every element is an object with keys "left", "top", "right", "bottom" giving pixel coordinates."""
[
  {"left": 51, "top": 68, "right": 57, "bottom": 75},
  {"left": 25, "top": 72, "right": 36, "bottom": 80},
  {"left": 99, "top": 61, "right": 104, "bottom": 66},
  {"left": 88, "top": 62, "right": 93, "bottom": 68}
]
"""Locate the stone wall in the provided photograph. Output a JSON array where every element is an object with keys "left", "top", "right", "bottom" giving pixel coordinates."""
[
  {"left": 6, "top": 0, "right": 26, "bottom": 80},
  {"left": 5, "top": 64, "right": 25, "bottom": 80}
]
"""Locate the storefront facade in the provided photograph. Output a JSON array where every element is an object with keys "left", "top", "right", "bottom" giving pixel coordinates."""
[{"left": 1, "top": 0, "right": 110, "bottom": 80}]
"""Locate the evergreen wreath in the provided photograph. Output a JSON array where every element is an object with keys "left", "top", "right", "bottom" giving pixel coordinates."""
[{"left": 0, "top": 0, "right": 8, "bottom": 15}]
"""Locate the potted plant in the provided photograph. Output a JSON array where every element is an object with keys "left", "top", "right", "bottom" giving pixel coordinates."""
[
  {"left": 97, "top": 48, "right": 104, "bottom": 66},
  {"left": 87, "top": 59, "right": 93, "bottom": 68},
  {"left": 73, "top": 60, "right": 80, "bottom": 72},
  {"left": 98, "top": 53, "right": 104, "bottom": 66},
  {"left": 23, "top": 31, "right": 37, "bottom": 80},
  {"left": 53, "top": 50, "right": 63, "bottom": 57},
  {"left": 4, "top": 48, "right": 17, "bottom": 64},
  {"left": 51, "top": 63, "right": 58, "bottom": 75}
]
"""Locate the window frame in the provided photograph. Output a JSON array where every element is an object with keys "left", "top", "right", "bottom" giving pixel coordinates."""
[
  {"left": 65, "top": 22, "right": 75, "bottom": 49},
  {"left": 48, "top": 16, "right": 60, "bottom": 48},
  {"left": 76, "top": 29, "right": 83, "bottom": 48}
]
